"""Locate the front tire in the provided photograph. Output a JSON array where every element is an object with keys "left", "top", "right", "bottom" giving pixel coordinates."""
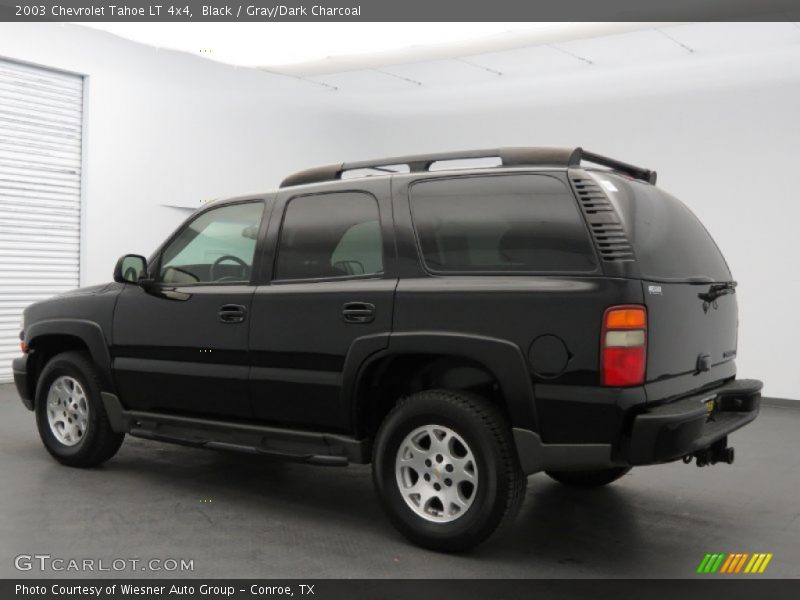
[
  {"left": 546, "top": 466, "right": 631, "bottom": 488},
  {"left": 372, "top": 390, "right": 526, "bottom": 552},
  {"left": 35, "top": 351, "right": 124, "bottom": 468}
]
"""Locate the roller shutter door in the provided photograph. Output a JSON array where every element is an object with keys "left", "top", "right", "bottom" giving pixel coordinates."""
[{"left": 0, "top": 59, "right": 83, "bottom": 382}]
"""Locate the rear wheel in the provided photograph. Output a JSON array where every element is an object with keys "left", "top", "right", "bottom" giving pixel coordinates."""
[
  {"left": 35, "top": 351, "right": 124, "bottom": 467},
  {"left": 372, "top": 390, "right": 526, "bottom": 552},
  {"left": 546, "top": 466, "right": 631, "bottom": 488}
]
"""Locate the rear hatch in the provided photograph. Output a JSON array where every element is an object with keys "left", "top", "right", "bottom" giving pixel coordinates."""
[{"left": 596, "top": 173, "right": 738, "bottom": 395}]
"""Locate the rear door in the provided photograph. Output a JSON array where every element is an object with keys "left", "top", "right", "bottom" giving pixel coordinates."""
[
  {"left": 248, "top": 179, "right": 396, "bottom": 432},
  {"left": 598, "top": 173, "right": 738, "bottom": 396},
  {"left": 643, "top": 280, "right": 737, "bottom": 386}
]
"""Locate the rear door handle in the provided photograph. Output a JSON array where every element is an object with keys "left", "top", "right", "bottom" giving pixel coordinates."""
[
  {"left": 219, "top": 304, "right": 246, "bottom": 324},
  {"left": 342, "top": 302, "right": 375, "bottom": 324}
]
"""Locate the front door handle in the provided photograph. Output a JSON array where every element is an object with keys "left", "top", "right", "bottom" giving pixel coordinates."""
[
  {"left": 219, "top": 304, "right": 246, "bottom": 324},
  {"left": 342, "top": 302, "right": 375, "bottom": 324}
]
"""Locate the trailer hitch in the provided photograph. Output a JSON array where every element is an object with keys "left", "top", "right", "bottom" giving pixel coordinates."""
[{"left": 682, "top": 439, "right": 735, "bottom": 467}]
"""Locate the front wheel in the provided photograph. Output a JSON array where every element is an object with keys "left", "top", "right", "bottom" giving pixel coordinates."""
[
  {"left": 372, "top": 390, "right": 526, "bottom": 552},
  {"left": 545, "top": 466, "right": 632, "bottom": 487},
  {"left": 35, "top": 351, "right": 124, "bottom": 468}
]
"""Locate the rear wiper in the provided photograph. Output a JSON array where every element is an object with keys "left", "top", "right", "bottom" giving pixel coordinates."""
[{"left": 698, "top": 281, "right": 737, "bottom": 303}]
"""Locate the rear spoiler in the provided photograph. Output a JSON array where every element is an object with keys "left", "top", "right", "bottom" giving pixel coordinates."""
[
  {"left": 579, "top": 150, "right": 657, "bottom": 185},
  {"left": 280, "top": 146, "right": 657, "bottom": 187}
]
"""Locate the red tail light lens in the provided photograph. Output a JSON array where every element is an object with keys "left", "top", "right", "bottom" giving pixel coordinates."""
[{"left": 601, "top": 305, "right": 647, "bottom": 386}]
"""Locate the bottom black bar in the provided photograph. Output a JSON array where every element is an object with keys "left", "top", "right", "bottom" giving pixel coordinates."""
[{"left": 4, "top": 579, "right": 800, "bottom": 600}]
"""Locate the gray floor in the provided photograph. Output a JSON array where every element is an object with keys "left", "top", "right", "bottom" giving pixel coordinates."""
[{"left": 1, "top": 383, "right": 798, "bottom": 579}]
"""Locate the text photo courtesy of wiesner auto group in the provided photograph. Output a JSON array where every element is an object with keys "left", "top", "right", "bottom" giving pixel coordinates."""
[{"left": 1, "top": 1, "right": 799, "bottom": 598}]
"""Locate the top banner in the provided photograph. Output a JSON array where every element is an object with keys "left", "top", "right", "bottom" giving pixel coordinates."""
[{"left": 1, "top": 0, "right": 799, "bottom": 22}]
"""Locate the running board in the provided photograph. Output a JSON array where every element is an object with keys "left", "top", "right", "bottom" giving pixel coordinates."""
[{"left": 101, "top": 392, "right": 367, "bottom": 465}]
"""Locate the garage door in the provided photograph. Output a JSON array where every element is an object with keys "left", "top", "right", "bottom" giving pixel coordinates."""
[{"left": 0, "top": 59, "right": 83, "bottom": 382}]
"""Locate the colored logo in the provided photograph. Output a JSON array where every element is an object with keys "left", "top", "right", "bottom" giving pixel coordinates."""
[{"left": 697, "top": 553, "right": 773, "bottom": 574}]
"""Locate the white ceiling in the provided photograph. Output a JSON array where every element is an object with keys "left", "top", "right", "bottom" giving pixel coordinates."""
[
  {"left": 311, "top": 23, "right": 800, "bottom": 94},
  {"left": 77, "top": 22, "right": 671, "bottom": 72},
  {"left": 76, "top": 22, "right": 566, "bottom": 67},
  {"left": 77, "top": 22, "right": 800, "bottom": 95}
]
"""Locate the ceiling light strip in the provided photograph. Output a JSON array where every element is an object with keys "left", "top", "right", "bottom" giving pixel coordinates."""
[
  {"left": 548, "top": 44, "right": 594, "bottom": 65},
  {"left": 655, "top": 29, "right": 695, "bottom": 53},
  {"left": 372, "top": 69, "right": 423, "bottom": 86},
  {"left": 454, "top": 58, "right": 504, "bottom": 76}
]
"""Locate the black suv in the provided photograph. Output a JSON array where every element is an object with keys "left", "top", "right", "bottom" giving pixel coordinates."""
[{"left": 13, "top": 147, "right": 762, "bottom": 551}]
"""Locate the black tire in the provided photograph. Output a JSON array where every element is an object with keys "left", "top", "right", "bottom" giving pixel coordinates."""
[
  {"left": 34, "top": 351, "right": 124, "bottom": 468},
  {"left": 372, "top": 389, "right": 526, "bottom": 552},
  {"left": 545, "top": 466, "right": 631, "bottom": 488}
]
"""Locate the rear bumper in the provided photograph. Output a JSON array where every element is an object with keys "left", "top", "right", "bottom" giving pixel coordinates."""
[
  {"left": 626, "top": 378, "right": 762, "bottom": 465},
  {"left": 12, "top": 355, "right": 34, "bottom": 410}
]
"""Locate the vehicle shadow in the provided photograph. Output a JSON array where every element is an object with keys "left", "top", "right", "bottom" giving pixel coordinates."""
[
  {"left": 105, "top": 437, "right": 387, "bottom": 526},
  {"left": 105, "top": 438, "right": 643, "bottom": 560},
  {"left": 478, "top": 475, "right": 644, "bottom": 567}
]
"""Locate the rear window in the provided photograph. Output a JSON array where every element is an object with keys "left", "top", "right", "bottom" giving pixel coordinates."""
[
  {"left": 607, "top": 176, "right": 732, "bottom": 282},
  {"left": 409, "top": 174, "right": 597, "bottom": 273}
]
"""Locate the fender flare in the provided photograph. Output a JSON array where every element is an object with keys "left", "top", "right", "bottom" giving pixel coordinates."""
[
  {"left": 346, "top": 331, "right": 538, "bottom": 434},
  {"left": 25, "top": 319, "right": 115, "bottom": 393}
]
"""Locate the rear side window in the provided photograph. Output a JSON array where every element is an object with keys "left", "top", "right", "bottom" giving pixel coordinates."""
[
  {"left": 409, "top": 174, "right": 597, "bottom": 273},
  {"left": 611, "top": 178, "right": 732, "bottom": 282},
  {"left": 275, "top": 192, "right": 383, "bottom": 281}
]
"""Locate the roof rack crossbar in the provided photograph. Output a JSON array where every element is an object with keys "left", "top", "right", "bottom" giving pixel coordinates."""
[{"left": 279, "top": 147, "right": 656, "bottom": 187}]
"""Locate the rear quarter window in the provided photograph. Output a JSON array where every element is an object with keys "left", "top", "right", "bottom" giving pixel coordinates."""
[
  {"left": 601, "top": 174, "right": 732, "bottom": 283},
  {"left": 409, "top": 174, "right": 597, "bottom": 274}
]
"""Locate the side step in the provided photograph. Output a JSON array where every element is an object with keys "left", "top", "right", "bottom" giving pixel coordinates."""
[{"left": 101, "top": 392, "right": 367, "bottom": 465}]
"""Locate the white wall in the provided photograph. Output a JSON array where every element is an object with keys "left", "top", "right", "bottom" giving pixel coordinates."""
[
  {"left": 0, "top": 23, "right": 354, "bottom": 285},
  {"left": 324, "top": 45, "right": 800, "bottom": 400},
  {"left": 0, "top": 23, "right": 796, "bottom": 399}
]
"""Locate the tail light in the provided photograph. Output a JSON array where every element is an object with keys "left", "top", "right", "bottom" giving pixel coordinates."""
[{"left": 601, "top": 305, "right": 647, "bottom": 386}]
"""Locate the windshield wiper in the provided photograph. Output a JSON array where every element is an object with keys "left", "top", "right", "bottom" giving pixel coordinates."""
[{"left": 698, "top": 281, "right": 737, "bottom": 303}]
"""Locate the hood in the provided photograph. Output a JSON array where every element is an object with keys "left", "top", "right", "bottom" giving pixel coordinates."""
[{"left": 57, "top": 282, "right": 115, "bottom": 298}]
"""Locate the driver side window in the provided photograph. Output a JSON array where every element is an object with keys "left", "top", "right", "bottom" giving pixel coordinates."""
[{"left": 159, "top": 202, "right": 264, "bottom": 285}]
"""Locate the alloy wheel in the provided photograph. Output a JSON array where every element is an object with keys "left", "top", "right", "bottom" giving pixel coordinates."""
[
  {"left": 395, "top": 424, "right": 478, "bottom": 523},
  {"left": 46, "top": 376, "right": 89, "bottom": 447}
]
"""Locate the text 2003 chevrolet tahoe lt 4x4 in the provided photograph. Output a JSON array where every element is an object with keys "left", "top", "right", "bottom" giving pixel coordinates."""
[{"left": 13, "top": 147, "right": 761, "bottom": 551}]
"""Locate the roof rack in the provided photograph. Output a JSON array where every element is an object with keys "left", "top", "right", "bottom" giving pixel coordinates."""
[{"left": 279, "top": 146, "right": 657, "bottom": 188}]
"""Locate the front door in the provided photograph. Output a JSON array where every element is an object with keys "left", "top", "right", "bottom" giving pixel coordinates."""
[
  {"left": 112, "top": 199, "right": 268, "bottom": 419},
  {"left": 249, "top": 182, "right": 396, "bottom": 432}
]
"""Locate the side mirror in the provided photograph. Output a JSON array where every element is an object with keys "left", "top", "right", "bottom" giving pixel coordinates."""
[{"left": 114, "top": 254, "right": 148, "bottom": 284}]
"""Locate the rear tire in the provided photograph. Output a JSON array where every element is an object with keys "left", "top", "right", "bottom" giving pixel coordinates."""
[
  {"left": 546, "top": 466, "right": 631, "bottom": 488},
  {"left": 35, "top": 351, "right": 124, "bottom": 468},
  {"left": 372, "top": 389, "right": 526, "bottom": 552}
]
